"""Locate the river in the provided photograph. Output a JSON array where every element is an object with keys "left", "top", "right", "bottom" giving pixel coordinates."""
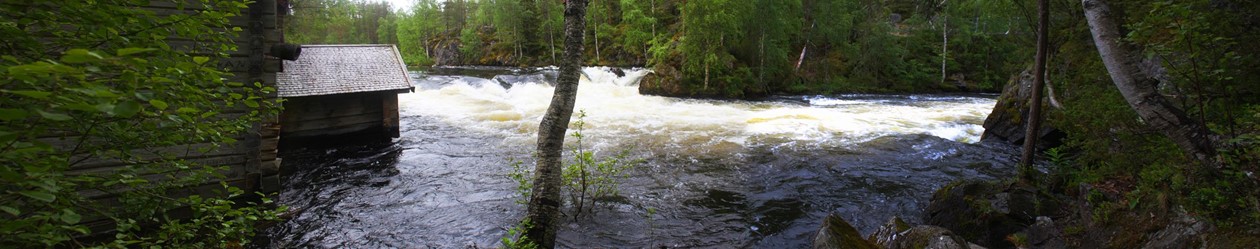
[{"left": 258, "top": 67, "right": 1020, "bottom": 248}]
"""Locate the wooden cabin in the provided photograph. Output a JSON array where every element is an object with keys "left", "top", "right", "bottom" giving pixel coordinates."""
[{"left": 276, "top": 44, "right": 414, "bottom": 143}]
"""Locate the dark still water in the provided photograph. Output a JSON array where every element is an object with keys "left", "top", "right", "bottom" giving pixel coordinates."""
[{"left": 258, "top": 67, "right": 1020, "bottom": 248}]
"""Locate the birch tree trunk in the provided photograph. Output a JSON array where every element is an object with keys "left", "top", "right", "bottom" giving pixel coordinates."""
[
  {"left": 1082, "top": 0, "right": 1220, "bottom": 167},
  {"left": 525, "top": 0, "right": 587, "bottom": 247}
]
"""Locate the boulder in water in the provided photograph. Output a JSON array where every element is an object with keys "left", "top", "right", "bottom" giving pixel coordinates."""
[
  {"left": 980, "top": 67, "right": 1064, "bottom": 148},
  {"left": 812, "top": 214, "right": 879, "bottom": 249},
  {"left": 639, "top": 62, "right": 688, "bottom": 97}
]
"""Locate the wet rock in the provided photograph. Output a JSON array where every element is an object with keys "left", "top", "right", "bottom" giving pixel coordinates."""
[
  {"left": 812, "top": 214, "right": 879, "bottom": 249},
  {"left": 430, "top": 39, "right": 462, "bottom": 66},
  {"left": 924, "top": 181, "right": 1058, "bottom": 249},
  {"left": 639, "top": 62, "right": 687, "bottom": 97},
  {"left": 980, "top": 67, "right": 1064, "bottom": 148},
  {"left": 867, "top": 216, "right": 912, "bottom": 246},
  {"left": 867, "top": 216, "right": 984, "bottom": 249},
  {"left": 886, "top": 225, "right": 974, "bottom": 249}
]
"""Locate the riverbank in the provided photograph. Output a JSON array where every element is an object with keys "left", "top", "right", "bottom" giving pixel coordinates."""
[{"left": 815, "top": 178, "right": 1260, "bottom": 249}]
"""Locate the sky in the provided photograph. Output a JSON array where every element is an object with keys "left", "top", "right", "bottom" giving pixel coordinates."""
[{"left": 384, "top": 0, "right": 416, "bottom": 11}]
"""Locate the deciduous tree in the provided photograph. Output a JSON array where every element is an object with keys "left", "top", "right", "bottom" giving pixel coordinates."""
[{"left": 525, "top": 0, "right": 588, "bottom": 248}]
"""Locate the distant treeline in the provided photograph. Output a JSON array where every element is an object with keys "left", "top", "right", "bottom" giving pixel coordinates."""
[{"left": 284, "top": 0, "right": 1037, "bottom": 97}]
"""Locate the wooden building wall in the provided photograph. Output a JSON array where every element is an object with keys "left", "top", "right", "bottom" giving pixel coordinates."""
[
  {"left": 280, "top": 91, "right": 401, "bottom": 140},
  {"left": 53, "top": 0, "right": 287, "bottom": 237},
  {"left": 145, "top": 0, "right": 284, "bottom": 192}
]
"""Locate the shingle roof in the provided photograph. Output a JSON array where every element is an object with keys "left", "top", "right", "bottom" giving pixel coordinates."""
[{"left": 277, "top": 44, "right": 414, "bottom": 97}]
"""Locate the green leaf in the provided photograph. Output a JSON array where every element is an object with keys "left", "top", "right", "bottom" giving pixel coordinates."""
[
  {"left": 60, "top": 209, "right": 81, "bottom": 224},
  {"left": 117, "top": 47, "right": 159, "bottom": 56},
  {"left": 95, "top": 103, "right": 116, "bottom": 114},
  {"left": 114, "top": 101, "right": 141, "bottom": 117},
  {"left": 0, "top": 206, "right": 18, "bottom": 216},
  {"left": 19, "top": 191, "right": 55, "bottom": 202},
  {"left": 36, "top": 110, "right": 72, "bottom": 121},
  {"left": 149, "top": 99, "right": 169, "bottom": 110},
  {"left": 176, "top": 107, "right": 198, "bottom": 114},
  {"left": 4, "top": 90, "right": 52, "bottom": 99},
  {"left": 193, "top": 56, "right": 210, "bottom": 64},
  {"left": 61, "top": 49, "right": 104, "bottom": 64},
  {"left": 0, "top": 109, "right": 28, "bottom": 121},
  {"left": 134, "top": 92, "right": 154, "bottom": 101}
]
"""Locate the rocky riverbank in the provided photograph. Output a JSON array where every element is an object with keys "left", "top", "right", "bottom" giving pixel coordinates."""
[{"left": 813, "top": 180, "right": 1260, "bottom": 249}]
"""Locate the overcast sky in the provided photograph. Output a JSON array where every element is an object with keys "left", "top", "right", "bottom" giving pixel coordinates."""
[{"left": 384, "top": 0, "right": 415, "bottom": 11}]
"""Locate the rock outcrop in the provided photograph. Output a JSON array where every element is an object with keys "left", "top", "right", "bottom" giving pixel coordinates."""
[
  {"left": 638, "top": 62, "right": 687, "bottom": 97},
  {"left": 868, "top": 217, "right": 981, "bottom": 249},
  {"left": 813, "top": 214, "right": 880, "bottom": 249},
  {"left": 814, "top": 214, "right": 988, "bottom": 249},
  {"left": 430, "top": 39, "right": 461, "bottom": 66},
  {"left": 923, "top": 181, "right": 1060, "bottom": 249},
  {"left": 980, "top": 67, "right": 1064, "bottom": 148}
]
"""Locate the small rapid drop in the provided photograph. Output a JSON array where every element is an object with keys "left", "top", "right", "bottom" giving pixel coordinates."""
[{"left": 404, "top": 67, "right": 993, "bottom": 152}]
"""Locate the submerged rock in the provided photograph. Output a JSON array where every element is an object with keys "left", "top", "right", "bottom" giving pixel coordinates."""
[{"left": 812, "top": 214, "right": 879, "bottom": 249}]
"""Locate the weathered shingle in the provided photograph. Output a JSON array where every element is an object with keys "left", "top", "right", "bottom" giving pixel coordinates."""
[{"left": 277, "top": 44, "right": 414, "bottom": 97}]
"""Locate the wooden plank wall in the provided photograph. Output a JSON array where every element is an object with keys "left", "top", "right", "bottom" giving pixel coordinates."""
[
  {"left": 62, "top": 0, "right": 286, "bottom": 237},
  {"left": 280, "top": 92, "right": 388, "bottom": 139},
  {"left": 147, "top": 0, "right": 284, "bottom": 193}
]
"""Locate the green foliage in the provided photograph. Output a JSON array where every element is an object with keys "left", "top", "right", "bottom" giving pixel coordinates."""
[
  {"left": 1044, "top": 0, "right": 1260, "bottom": 229},
  {"left": 505, "top": 110, "right": 641, "bottom": 223},
  {"left": 285, "top": 0, "right": 396, "bottom": 44},
  {"left": 1, "top": 0, "right": 282, "bottom": 247},
  {"left": 501, "top": 218, "right": 539, "bottom": 249},
  {"left": 506, "top": 157, "right": 533, "bottom": 205},
  {"left": 372, "top": 0, "right": 1029, "bottom": 96},
  {"left": 562, "top": 110, "right": 640, "bottom": 219},
  {"left": 677, "top": 0, "right": 749, "bottom": 95}
]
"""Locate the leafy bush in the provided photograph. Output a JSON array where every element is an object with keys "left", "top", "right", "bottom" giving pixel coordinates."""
[
  {"left": 1, "top": 0, "right": 283, "bottom": 246},
  {"left": 562, "top": 110, "right": 640, "bottom": 219}
]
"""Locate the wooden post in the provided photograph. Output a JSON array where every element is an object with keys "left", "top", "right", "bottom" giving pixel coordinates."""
[{"left": 382, "top": 92, "right": 400, "bottom": 138}]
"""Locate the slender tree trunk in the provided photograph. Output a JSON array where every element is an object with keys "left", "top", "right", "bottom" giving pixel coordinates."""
[
  {"left": 593, "top": 0, "right": 601, "bottom": 64},
  {"left": 550, "top": 30, "right": 557, "bottom": 64},
  {"left": 525, "top": 0, "right": 587, "bottom": 247},
  {"left": 1020, "top": 0, "right": 1049, "bottom": 172},
  {"left": 1082, "top": 0, "right": 1220, "bottom": 167},
  {"left": 704, "top": 59, "right": 710, "bottom": 90},
  {"left": 941, "top": 13, "right": 948, "bottom": 84}
]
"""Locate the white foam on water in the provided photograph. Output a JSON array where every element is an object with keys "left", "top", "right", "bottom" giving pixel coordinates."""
[{"left": 400, "top": 67, "right": 995, "bottom": 152}]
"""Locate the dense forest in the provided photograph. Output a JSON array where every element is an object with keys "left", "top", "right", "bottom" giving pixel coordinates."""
[{"left": 285, "top": 0, "right": 1033, "bottom": 97}]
